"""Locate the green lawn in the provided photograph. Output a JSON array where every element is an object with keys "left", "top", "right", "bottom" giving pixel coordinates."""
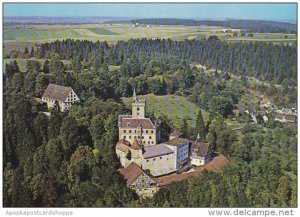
[
  {"left": 3, "top": 29, "right": 83, "bottom": 41},
  {"left": 123, "top": 94, "right": 209, "bottom": 129}
]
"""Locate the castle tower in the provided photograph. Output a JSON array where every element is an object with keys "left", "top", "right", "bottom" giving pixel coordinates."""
[
  {"left": 132, "top": 88, "right": 145, "bottom": 118},
  {"left": 130, "top": 138, "right": 143, "bottom": 167}
]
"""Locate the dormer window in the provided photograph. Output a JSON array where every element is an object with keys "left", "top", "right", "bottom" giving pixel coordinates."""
[{"left": 127, "top": 122, "right": 131, "bottom": 127}]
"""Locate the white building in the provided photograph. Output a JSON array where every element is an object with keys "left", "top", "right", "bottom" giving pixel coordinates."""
[
  {"left": 164, "top": 135, "right": 190, "bottom": 172},
  {"left": 142, "top": 144, "right": 176, "bottom": 176},
  {"left": 190, "top": 135, "right": 212, "bottom": 166}
]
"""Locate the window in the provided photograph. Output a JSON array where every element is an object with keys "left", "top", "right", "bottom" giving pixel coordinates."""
[
  {"left": 147, "top": 159, "right": 149, "bottom": 162},
  {"left": 149, "top": 136, "right": 152, "bottom": 139},
  {"left": 129, "top": 136, "right": 131, "bottom": 139},
  {"left": 129, "top": 130, "right": 131, "bottom": 133},
  {"left": 138, "top": 136, "right": 140, "bottom": 139},
  {"left": 124, "top": 136, "right": 126, "bottom": 139},
  {"left": 142, "top": 136, "right": 144, "bottom": 139},
  {"left": 137, "top": 113, "right": 140, "bottom": 116},
  {"left": 137, "top": 108, "right": 140, "bottom": 111},
  {"left": 146, "top": 130, "right": 148, "bottom": 133},
  {"left": 123, "top": 130, "right": 126, "bottom": 133},
  {"left": 153, "top": 158, "right": 155, "bottom": 161},
  {"left": 151, "top": 130, "right": 154, "bottom": 133},
  {"left": 160, "top": 157, "right": 162, "bottom": 160},
  {"left": 148, "top": 141, "right": 150, "bottom": 144}
]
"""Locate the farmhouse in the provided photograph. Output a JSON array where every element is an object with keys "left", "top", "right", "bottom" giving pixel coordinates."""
[{"left": 41, "top": 84, "right": 80, "bottom": 112}]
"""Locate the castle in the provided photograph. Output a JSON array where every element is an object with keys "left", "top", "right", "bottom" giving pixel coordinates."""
[{"left": 116, "top": 90, "right": 228, "bottom": 197}]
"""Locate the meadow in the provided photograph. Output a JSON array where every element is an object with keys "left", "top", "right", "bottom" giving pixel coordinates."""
[
  {"left": 123, "top": 93, "right": 209, "bottom": 129},
  {"left": 3, "top": 23, "right": 297, "bottom": 57}
]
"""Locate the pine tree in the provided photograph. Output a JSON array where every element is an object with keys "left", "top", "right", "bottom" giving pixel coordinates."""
[{"left": 196, "top": 110, "right": 206, "bottom": 140}]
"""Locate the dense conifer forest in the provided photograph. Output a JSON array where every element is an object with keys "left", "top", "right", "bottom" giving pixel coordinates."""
[{"left": 3, "top": 38, "right": 297, "bottom": 207}]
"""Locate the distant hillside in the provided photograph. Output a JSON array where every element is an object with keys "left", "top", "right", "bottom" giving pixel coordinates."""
[
  {"left": 4, "top": 16, "right": 130, "bottom": 24},
  {"left": 132, "top": 18, "right": 297, "bottom": 33}
]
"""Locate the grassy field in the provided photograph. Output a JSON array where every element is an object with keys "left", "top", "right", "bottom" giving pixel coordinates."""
[
  {"left": 87, "top": 27, "right": 120, "bottom": 35},
  {"left": 123, "top": 94, "right": 210, "bottom": 129},
  {"left": 3, "top": 23, "right": 297, "bottom": 56}
]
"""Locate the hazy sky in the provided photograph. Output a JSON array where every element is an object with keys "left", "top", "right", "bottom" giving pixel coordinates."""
[{"left": 3, "top": 3, "right": 297, "bottom": 21}]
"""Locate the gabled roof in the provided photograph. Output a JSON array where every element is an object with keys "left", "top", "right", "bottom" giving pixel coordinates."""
[
  {"left": 118, "top": 162, "right": 144, "bottom": 186},
  {"left": 143, "top": 144, "right": 174, "bottom": 159},
  {"left": 119, "top": 117, "right": 155, "bottom": 129},
  {"left": 42, "top": 84, "right": 73, "bottom": 102},
  {"left": 197, "top": 154, "right": 229, "bottom": 172},
  {"left": 156, "top": 155, "right": 229, "bottom": 186},
  {"left": 191, "top": 141, "right": 211, "bottom": 157},
  {"left": 164, "top": 137, "right": 189, "bottom": 146}
]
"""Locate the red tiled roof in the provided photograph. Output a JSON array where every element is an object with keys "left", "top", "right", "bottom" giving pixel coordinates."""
[
  {"left": 143, "top": 144, "right": 174, "bottom": 159},
  {"left": 120, "top": 117, "right": 155, "bottom": 129},
  {"left": 200, "top": 154, "right": 229, "bottom": 172},
  {"left": 156, "top": 155, "right": 229, "bottom": 186},
  {"left": 42, "top": 84, "right": 72, "bottom": 102},
  {"left": 164, "top": 137, "right": 189, "bottom": 146},
  {"left": 192, "top": 141, "right": 211, "bottom": 157},
  {"left": 118, "top": 162, "right": 144, "bottom": 186}
]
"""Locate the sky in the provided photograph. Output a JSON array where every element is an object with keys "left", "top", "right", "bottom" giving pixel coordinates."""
[{"left": 3, "top": 3, "right": 297, "bottom": 21}]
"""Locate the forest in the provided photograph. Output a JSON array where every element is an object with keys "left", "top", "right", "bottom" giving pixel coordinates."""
[{"left": 3, "top": 38, "right": 297, "bottom": 207}]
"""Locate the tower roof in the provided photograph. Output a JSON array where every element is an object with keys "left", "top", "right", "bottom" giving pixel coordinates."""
[{"left": 131, "top": 138, "right": 141, "bottom": 150}]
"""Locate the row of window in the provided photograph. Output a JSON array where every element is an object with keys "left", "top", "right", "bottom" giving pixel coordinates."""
[
  {"left": 123, "top": 129, "right": 154, "bottom": 134},
  {"left": 179, "top": 152, "right": 188, "bottom": 159},
  {"left": 146, "top": 156, "right": 169, "bottom": 162},
  {"left": 122, "top": 136, "right": 154, "bottom": 144},
  {"left": 123, "top": 135, "right": 152, "bottom": 140},
  {"left": 43, "top": 98, "right": 55, "bottom": 103},
  {"left": 123, "top": 135, "right": 152, "bottom": 139}
]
